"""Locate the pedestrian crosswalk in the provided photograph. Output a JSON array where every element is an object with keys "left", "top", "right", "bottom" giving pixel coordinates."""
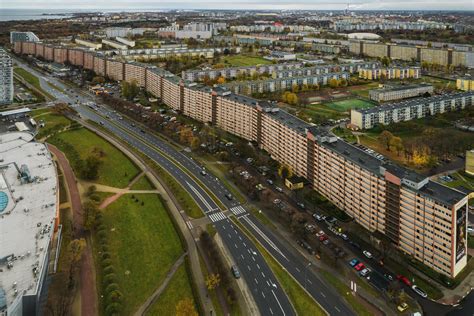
[
  {"left": 230, "top": 205, "right": 247, "bottom": 216},
  {"left": 209, "top": 212, "right": 227, "bottom": 223}
]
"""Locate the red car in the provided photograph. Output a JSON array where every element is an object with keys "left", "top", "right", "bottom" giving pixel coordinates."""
[
  {"left": 397, "top": 275, "right": 412, "bottom": 286},
  {"left": 354, "top": 263, "right": 365, "bottom": 271}
]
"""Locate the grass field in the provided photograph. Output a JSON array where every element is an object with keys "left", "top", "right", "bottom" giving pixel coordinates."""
[
  {"left": 33, "top": 111, "right": 72, "bottom": 139},
  {"left": 295, "top": 103, "right": 347, "bottom": 124},
  {"left": 48, "top": 128, "right": 139, "bottom": 188},
  {"left": 97, "top": 194, "right": 184, "bottom": 315},
  {"left": 324, "top": 98, "right": 375, "bottom": 112},
  {"left": 14, "top": 67, "right": 54, "bottom": 100},
  {"left": 219, "top": 55, "right": 272, "bottom": 67},
  {"left": 130, "top": 174, "right": 155, "bottom": 190},
  {"left": 145, "top": 262, "right": 197, "bottom": 315}
]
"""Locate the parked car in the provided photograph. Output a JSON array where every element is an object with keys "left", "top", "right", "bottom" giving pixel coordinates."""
[
  {"left": 412, "top": 285, "right": 428, "bottom": 298},
  {"left": 397, "top": 302, "right": 409, "bottom": 312},
  {"left": 273, "top": 199, "right": 281, "bottom": 204},
  {"left": 363, "top": 251, "right": 373, "bottom": 259},
  {"left": 225, "top": 193, "right": 233, "bottom": 200},
  {"left": 360, "top": 268, "right": 371, "bottom": 277},
  {"left": 231, "top": 265, "right": 240, "bottom": 279},
  {"left": 322, "top": 239, "right": 330, "bottom": 245},
  {"left": 313, "top": 213, "right": 323, "bottom": 221},
  {"left": 340, "top": 233, "right": 349, "bottom": 241},
  {"left": 296, "top": 202, "right": 305, "bottom": 209},
  {"left": 266, "top": 179, "right": 274, "bottom": 185},
  {"left": 349, "top": 258, "right": 359, "bottom": 267},
  {"left": 354, "top": 263, "right": 365, "bottom": 271},
  {"left": 397, "top": 275, "right": 412, "bottom": 286},
  {"left": 316, "top": 230, "right": 325, "bottom": 237},
  {"left": 383, "top": 273, "right": 394, "bottom": 281},
  {"left": 319, "top": 234, "right": 328, "bottom": 242},
  {"left": 275, "top": 186, "right": 283, "bottom": 193}
]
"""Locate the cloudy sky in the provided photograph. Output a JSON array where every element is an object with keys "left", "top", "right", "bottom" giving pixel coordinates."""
[{"left": 2, "top": 0, "right": 473, "bottom": 10}]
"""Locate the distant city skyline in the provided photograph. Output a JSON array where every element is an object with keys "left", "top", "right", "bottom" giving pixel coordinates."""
[{"left": 2, "top": 0, "right": 474, "bottom": 11}]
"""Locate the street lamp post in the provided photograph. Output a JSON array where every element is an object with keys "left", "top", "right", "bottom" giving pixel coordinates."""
[{"left": 304, "top": 262, "right": 312, "bottom": 290}]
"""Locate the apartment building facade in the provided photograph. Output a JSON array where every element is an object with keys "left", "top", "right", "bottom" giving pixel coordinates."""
[
  {"left": 13, "top": 40, "right": 470, "bottom": 278},
  {"left": 0, "top": 49, "right": 13, "bottom": 105},
  {"left": 359, "top": 66, "right": 421, "bottom": 80},
  {"left": 369, "top": 84, "right": 434, "bottom": 102},
  {"left": 456, "top": 77, "right": 474, "bottom": 91},
  {"left": 350, "top": 41, "right": 474, "bottom": 68},
  {"left": 351, "top": 91, "right": 474, "bottom": 129}
]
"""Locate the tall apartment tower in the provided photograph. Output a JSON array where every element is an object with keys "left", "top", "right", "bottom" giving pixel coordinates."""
[{"left": 0, "top": 49, "right": 13, "bottom": 105}]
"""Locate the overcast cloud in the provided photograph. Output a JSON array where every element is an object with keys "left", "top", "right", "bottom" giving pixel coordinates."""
[{"left": 2, "top": 0, "right": 473, "bottom": 10}]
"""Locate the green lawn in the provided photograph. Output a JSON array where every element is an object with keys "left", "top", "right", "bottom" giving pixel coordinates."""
[
  {"left": 48, "top": 128, "right": 139, "bottom": 188},
  {"left": 14, "top": 67, "right": 54, "bottom": 99},
  {"left": 324, "top": 98, "right": 375, "bottom": 112},
  {"left": 130, "top": 174, "right": 155, "bottom": 190},
  {"left": 296, "top": 103, "right": 347, "bottom": 124},
  {"left": 219, "top": 55, "right": 272, "bottom": 67},
  {"left": 97, "top": 194, "right": 184, "bottom": 315},
  {"left": 34, "top": 112, "right": 72, "bottom": 139},
  {"left": 145, "top": 262, "right": 197, "bottom": 315},
  {"left": 441, "top": 172, "right": 474, "bottom": 192}
]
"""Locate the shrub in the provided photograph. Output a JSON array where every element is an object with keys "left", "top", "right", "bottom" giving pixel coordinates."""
[
  {"left": 103, "top": 265, "right": 115, "bottom": 275},
  {"left": 105, "top": 283, "right": 119, "bottom": 294},
  {"left": 102, "top": 259, "right": 112, "bottom": 268},
  {"left": 105, "top": 302, "right": 122, "bottom": 315},
  {"left": 106, "top": 290, "right": 123, "bottom": 305},
  {"left": 101, "top": 252, "right": 111, "bottom": 260},
  {"left": 103, "top": 273, "right": 117, "bottom": 286}
]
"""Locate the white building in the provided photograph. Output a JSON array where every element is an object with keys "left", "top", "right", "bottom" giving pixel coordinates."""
[
  {"left": 0, "top": 132, "right": 59, "bottom": 316},
  {"left": 0, "top": 49, "right": 13, "bottom": 105},
  {"left": 10, "top": 32, "right": 39, "bottom": 44}
]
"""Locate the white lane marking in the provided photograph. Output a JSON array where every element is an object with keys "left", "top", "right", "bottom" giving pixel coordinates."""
[
  {"left": 272, "top": 290, "right": 286, "bottom": 316},
  {"left": 308, "top": 279, "right": 312, "bottom": 285},
  {"left": 241, "top": 215, "right": 288, "bottom": 260},
  {"left": 262, "top": 272, "right": 266, "bottom": 278},
  {"left": 230, "top": 205, "right": 247, "bottom": 216},
  {"left": 335, "top": 307, "right": 341, "bottom": 313},
  {"left": 247, "top": 265, "right": 251, "bottom": 271},
  {"left": 257, "top": 264, "right": 260, "bottom": 270},
  {"left": 255, "top": 278, "right": 258, "bottom": 284},
  {"left": 185, "top": 181, "right": 214, "bottom": 212},
  {"left": 269, "top": 308, "right": 274, "bottom": 315},
  {"left": 320, "top": 292, "right": 326, "bottom": 298},
  {"left": 186, "top": 221, "right": 193, "bottom": 230},
  {"left": 262, "top": 292, "right": 266, "bottom": 298},
  {"left": 296, "top": 267, "right": 300, "bottom": 272},
  {"left": 209, "top": 212, "right": 227, "bottom": 223}
]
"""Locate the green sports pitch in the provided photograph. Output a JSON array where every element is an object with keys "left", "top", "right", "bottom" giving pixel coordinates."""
[{"left": 324, "top": 98, "right": 375, "bottom": 112}]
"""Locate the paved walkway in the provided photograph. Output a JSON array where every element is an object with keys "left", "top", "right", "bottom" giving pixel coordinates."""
[
  {"left": 47, "top": 144, "right": 98, "bottom": 316},
  {"left": 134, "top": 252, "right": 188, "bottom": 316}
]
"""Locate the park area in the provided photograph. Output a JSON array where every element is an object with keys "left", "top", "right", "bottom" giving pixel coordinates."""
[{"left": 217, "top": 54, "right": 272, "bottom": 67}]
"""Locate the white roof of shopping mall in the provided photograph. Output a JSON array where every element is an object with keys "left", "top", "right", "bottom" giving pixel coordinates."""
[{"left": 0, "top": 132, "right": 58, "bottom": 313}]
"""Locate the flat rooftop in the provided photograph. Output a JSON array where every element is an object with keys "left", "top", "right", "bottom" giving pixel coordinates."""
[
  {"left": 357, "top": 91, "right": 474, "bottom": 115},
  {"left": 0, "top": 132, "right": 57, "bottom": 311},
  {"left": 373, "top": 83, "right": 433, "bottom": 93}
]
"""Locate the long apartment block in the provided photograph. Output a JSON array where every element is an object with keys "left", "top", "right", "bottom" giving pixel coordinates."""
[
  {"left": 369, "top": 84, "right": 434, "bottom": 102},
  {"left": 13, "top": 40, "right": 470, "bottom": 278},
  {"left": 352, "top": 91, "right": 474, "bottom": 129},
  {"left": 224, "top": 72, "right": 350, "bottom": 95},
  {"left": 181, "top": 61, "right": 379, "bottom": 82},
  {"left": 350, "top": 41, "right": 474, "bottom": 68},
  {"left": 359, "top": 66, "right": 421, "bottom": 80}
]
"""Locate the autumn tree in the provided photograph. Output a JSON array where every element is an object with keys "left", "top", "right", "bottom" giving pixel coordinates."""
[
  {"left": 92, "top": 76, "right": 105, "bottom": 84},
  {"left": 328, "top": 78, "right": 339, "bottom": 89},
  {"left": 206, "top": 273, "right": 221, "bottom": 290},
  {"left": 216, "top": 76, "right": 226, "bottom": 84},
  {"left": 389, "top": 136, "right": 404, "bottom": 156},
  {"left": 378, "top": 130, "right": 394, "bottom": 151},
  {"left": 121, "top": 79, "right": 140, "bottom": 100},
  {"left": 176, "top": 298, "right": 198, "bottom": 316},
  {"left": 278, "top": 164, "right": 292, "bottom": 179}
]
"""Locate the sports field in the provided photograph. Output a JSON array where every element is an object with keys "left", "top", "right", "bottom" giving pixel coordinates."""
[
  {"left": 324, "top": 98, "right": 375, "bottom": 112},
  {"left": 219, "top": 54, "right": 272, "bottom": 67}
]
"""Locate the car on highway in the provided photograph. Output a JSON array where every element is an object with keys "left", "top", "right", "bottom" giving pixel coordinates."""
[
  {"left": 354, "top": 263, "right": 365, "bottom": 271},
  {"left": 313, "top": 213, "right": 323, "bottom": 221},
  {"left": 397, "top": 275, "right": 412, "bottom": 286},
  {"left": 397, "top": 302, "right": 409, "bottom": 312},
  {"left": 340, "top": 233, "right": 349, "bottom": 241},
  {"left": 225, "top": 193, "right": 233, "bottom": 200},
  {"left": 231, "top": 265, "right": 241, "bottom": 279},
  {"left": 412, "top": 285, "right": 428, "bottom": 298},
  {"left": 360, "top": 268, "right": 371, "bottom": 277},
  {"left": 349, "top": 258, "right": 359, "bottom": 267},
  {"left": 275, "top": 186, "right": 283, "bottom": 193},
  {"left": 200, "top": 170, "right": 207, "bottom": 176},
  {"left": 266, "top": 179, "right": 274, "bottom": 185},
  {"left": 131, "top": 123, "right": 136, "bottom": 127},
  {"left": 363, "top": 250, "right": 373, "bottom": 259},
  {"left": 99, "top": 121, "right": 104, "bottom": 125}
]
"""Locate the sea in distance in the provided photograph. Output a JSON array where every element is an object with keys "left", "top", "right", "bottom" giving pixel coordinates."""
[{"left": 0, "top": 9, "right": 76, "bottom": 21}]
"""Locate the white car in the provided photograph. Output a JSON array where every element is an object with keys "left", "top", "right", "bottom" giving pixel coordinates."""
[
  {"left": 363, "top": 251, "right": 373, "bottom": 259},
  {"left": 360, "top": 268, "right": 371, "bottom": 277},
  {"left": 316, "top": 230, "right": 325, "bottom": 237},
  {"left": 275, "top": 186, "right": 283, "bottom": 193},
  {"left": 412, "top": 285, "right": 428, "bottom": 298}
]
